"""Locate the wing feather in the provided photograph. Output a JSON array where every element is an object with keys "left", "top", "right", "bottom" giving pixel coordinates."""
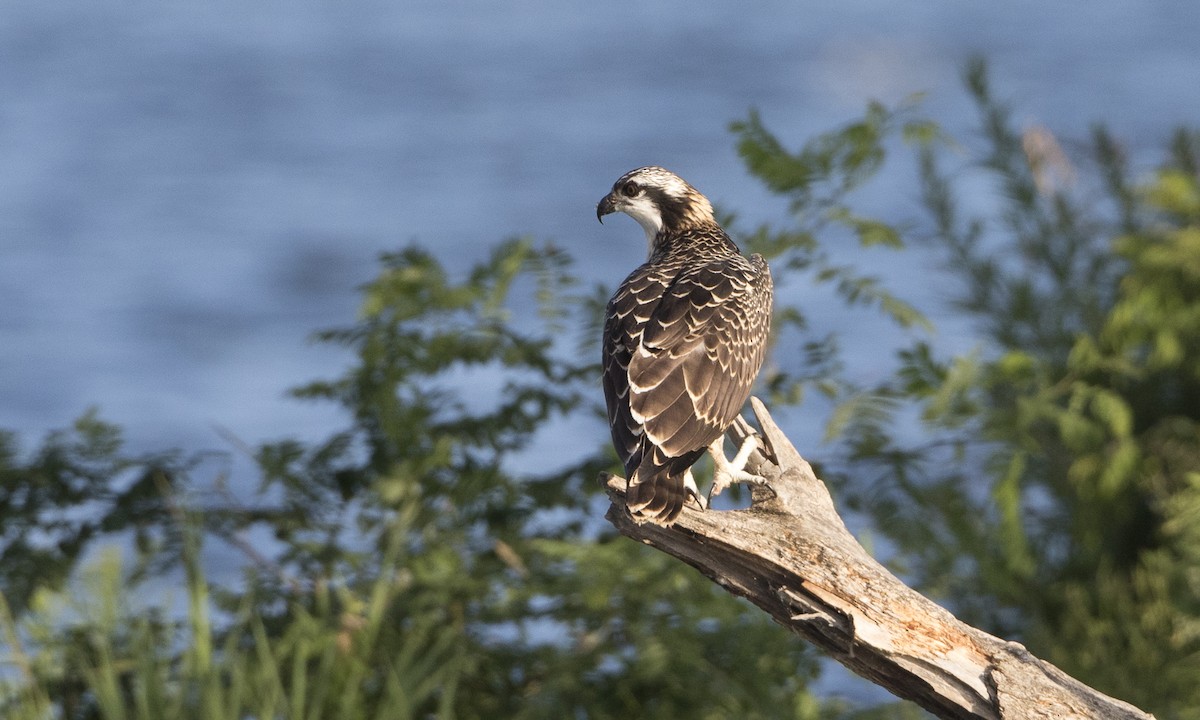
[
  {"left": 626, "top": 257, "right": 771, "bottom": 458},
  {"left": 603, "top": 234, "right": 772, "bottom": 526},
  {"left": 603, "top": 262, "right": 676, "bottom": 477}
]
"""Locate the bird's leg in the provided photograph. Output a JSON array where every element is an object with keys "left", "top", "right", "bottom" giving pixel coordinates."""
[
  {"left": 707, "top": 434, "right": 767, "bottom": 501},
  {"left": 683, "top": 468, "right": 707, "bottom": 510}
]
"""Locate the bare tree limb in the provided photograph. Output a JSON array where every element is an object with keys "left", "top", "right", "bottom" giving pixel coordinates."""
[{"left": 601, "top": 398, "right": 1153, "bottom": 720}]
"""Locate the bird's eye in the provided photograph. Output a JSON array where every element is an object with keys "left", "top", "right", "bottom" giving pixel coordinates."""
[{"left": 621, "top": 182, "right": 640, "bottom": 197}]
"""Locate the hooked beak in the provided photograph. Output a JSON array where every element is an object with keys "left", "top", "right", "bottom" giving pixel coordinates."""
[{"left": 596, "top": 193, "right": 617, "bottom": 223}]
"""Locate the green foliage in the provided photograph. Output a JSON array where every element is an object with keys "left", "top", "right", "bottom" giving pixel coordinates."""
[
  {"left": 0, "top": 505, "right": 466, "bottom": 720},
  {"left": 738, "top": 62, "right": 1200, "bottom": 717},
  {"left": 0, "top": 412, "right": 192, "bottom": 617},
  {"left": 730, "top": 100, "right": 934, "bottom": 410},
  {"left": 2, "top": 235, "right": 826, "bottom": 718}
]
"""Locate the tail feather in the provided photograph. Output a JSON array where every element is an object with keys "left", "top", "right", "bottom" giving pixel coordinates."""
[
  {"left": 626, "top": 447, "right": 697, "bottom": 526},
  {"left": 624, "top": 444, "right": 705, "bottom": 528},
  {"left": 626, "top": 471, "right": 686, "bottom": 525}
]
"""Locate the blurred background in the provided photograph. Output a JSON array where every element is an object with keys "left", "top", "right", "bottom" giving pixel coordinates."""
[
  {"left": 4, "top": 1, "right": 1196, "bottom": 455},
  {"left": 2, "top": 2, "right": 1199, "bottom": 717}
]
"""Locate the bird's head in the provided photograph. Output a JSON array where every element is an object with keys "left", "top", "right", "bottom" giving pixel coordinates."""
[{"left": 596, "top": 166, "right": 716, "bottom": 251}]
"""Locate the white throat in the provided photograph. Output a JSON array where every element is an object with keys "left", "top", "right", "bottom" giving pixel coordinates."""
[
  {"left": 636, "top": 216, "right": 661, "bottom": 256},
  {"left": 619, "top": 197, "right": 664, "bottom": 256}
]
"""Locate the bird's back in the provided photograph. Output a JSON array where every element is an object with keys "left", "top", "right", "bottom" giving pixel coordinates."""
[{"left": 603, "top": 232, "right": 772, "bottom": 523}]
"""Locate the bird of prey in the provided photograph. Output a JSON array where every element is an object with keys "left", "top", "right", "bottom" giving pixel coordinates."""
[{"left": 597, "top": 166, "right": 773, "bottom": 526}]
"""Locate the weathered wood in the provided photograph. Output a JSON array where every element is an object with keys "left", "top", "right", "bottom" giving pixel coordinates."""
[{"left": 601, "top": 398, "right": 1153, "bottom": 720}]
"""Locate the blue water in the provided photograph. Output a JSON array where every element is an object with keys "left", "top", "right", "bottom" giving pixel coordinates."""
[{"left": 4, "top": 1, "right": 1198, "bottom": 453}]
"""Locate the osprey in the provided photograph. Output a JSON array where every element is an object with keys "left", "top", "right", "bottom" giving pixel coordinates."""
[{"left": 597, "top": 166, "right": 773, "bottom": 525}]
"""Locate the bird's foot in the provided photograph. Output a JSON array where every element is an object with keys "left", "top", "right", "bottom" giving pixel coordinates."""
[
  {"left": 707, "top": 434, "right": 767, "bottom": 501},
  {"left": 683, "top": 468, "right": 707, "bottom": 510}
]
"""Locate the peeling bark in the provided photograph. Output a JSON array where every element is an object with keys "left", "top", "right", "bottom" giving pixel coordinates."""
[{"left": 601, "top": 398, "right": 1153, "bottom": 720}]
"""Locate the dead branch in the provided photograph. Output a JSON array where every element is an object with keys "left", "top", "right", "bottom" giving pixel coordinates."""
[{"left": 601, "top": 398, "right": 1153, "bottom": 720}]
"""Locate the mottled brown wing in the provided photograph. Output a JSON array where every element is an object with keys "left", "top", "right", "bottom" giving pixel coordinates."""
[
  {"left": 602, "top": 262, "right": 674, "bottom": 478},
  {"left": 627, "top": 255, "right": 772, "bottom": 460}
]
